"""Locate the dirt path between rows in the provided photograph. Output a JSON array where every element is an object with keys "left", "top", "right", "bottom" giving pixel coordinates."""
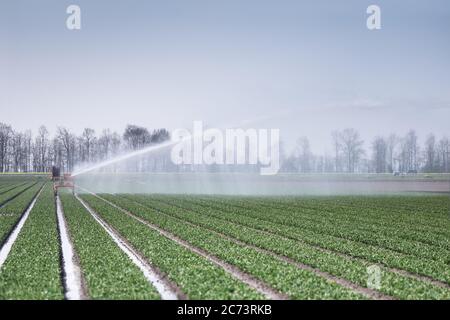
[{"left": 56, "top": 195, "right": 89, "bottom": 300}]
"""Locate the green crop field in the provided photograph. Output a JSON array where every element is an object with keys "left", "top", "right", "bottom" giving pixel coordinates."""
[{"left": 0, "top": 175, "right": 448, "bottom": 300}]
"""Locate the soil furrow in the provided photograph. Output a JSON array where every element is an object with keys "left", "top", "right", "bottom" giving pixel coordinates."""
[{"left": 56, "top": 195, "right": 89, "bottom": 300}]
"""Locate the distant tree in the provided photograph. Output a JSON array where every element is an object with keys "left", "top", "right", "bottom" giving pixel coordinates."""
[
  {"left": 0, "top": 123, "right": 12, "bottom": 172},
  {"left": 23, "top": 130, "right": 32, "bottom": 172},
  {"left": 11, "top": 131, "right": 29, "bottom": 172},
  {"left": 437, "top": 136, "right": 449, "bottom": 173},
  {"left": 11, "top": 131, "right": 22, "bottom": 172},
  {"left": 81, "top": 128, "right": 96, "bottom": 163},
  {"left": 123, "top": 125, "right": 151, "bottom": 150},
  {"left": 0, "top": 120, "right": 447, "bottom": 174},
  {"left": 339, "top": 128, "right": 365, "bottom": 173},
  {"left": 150, "top": 128, "right": 170, "bottom": 144},
  {"left": 331, "top": 130, "right": 341, "bottom": 172},
  {"left": 372, "top": 136, "right": 388, "bottom": 173},
  {"left": 110, "top": 132, "right": 122, "bottom": 155},
  {"left": 57, "top": 127, "right": 76, "bottom": 171},
  {"left": 35, "top": 126, "right": 49, "bottom": 172},
  {"left": 401, "top": 130, "right": 419, "bottom": 172},
  {"left": 386, "top": 134, "right": 398, "bottom": 173},
  {"left": 98, "top": 129, "right": 112, "bottom": 160},
  {"left": 424, "top": 134, "right": 436, "bottom": 173},
  {"left": 51, "top": 137, "right": 64, "bottom": 171}
]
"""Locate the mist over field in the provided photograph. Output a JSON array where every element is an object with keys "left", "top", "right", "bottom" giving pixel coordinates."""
[{"left": 74, "top": 172, "right": 450, "bottom": 196}]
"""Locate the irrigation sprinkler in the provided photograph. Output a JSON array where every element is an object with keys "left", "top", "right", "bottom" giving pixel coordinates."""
[{"left": 51, "top": 166, "right": 75, "bottom": 195}]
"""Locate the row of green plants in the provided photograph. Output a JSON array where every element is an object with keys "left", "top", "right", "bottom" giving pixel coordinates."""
[
  {"left": 247, "top": 196, "right": 450, "bottom": 245},
  {"left": 60, "top": 192, "right": 160, "bottom": 299},
  {"left": 0, "top": 184, "right": 63, "bottom": 299},
  {"left": 0, "top": 182, "right": 37, "bottom": 206},
  {"left": 186, "top": 195, "right": 449, "bottom": 231},
  {"left": 120, "top": 194, "right": 450, "bottom": 300},
  {"left": 257, "top": 195, "right": 450, "bottom": 231},
  {"left": 256, "top": 196, "right": 450, "bottom": 233},
  {"left": 310, "top": 195, "right": 450, "bottom": 215},
  {"left": 103, "top": 194, "right": 362, "bottom": 300},
  {"left": 79, "top": 194, "right": 263, "bottom": 300},
  {"left": 142, "top": 195, "right": 450, "bottom": 287},
  {"left": 0, "top": 181, "right": 28, "bottom": 195},
  {"left": 0, "top": 183, "right": 44, "bottom": 245},
  {"left": 187, "top": 195, "right": 450, "bottom": 262}
]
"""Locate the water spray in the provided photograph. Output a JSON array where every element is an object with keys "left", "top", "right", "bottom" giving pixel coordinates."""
[{"left": 71, "top": 139, "right": 181, "bottom": 177}]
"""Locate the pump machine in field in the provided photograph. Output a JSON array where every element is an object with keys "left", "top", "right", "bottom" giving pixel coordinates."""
[{"left": 51, "top": 166, "right": 75, "bottom": 195}]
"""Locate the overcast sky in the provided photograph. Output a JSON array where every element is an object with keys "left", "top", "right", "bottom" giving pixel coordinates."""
[{"left": 1, "top": 0, "right": 449, "bottom": 153}]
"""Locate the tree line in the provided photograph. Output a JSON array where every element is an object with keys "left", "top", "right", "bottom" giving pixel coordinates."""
[
  {"left": 0, "top": 123, "right": 170, "bottom": 173},
  {"left": 281, "top": 129, "right": 450, "bottom": 174},
  {"left": 0, "top": 122, "right": 448, "bottom": 174}
]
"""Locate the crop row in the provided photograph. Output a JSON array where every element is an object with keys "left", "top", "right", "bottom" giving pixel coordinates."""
[
  {"left": 0, "top": 181, "right": 28, "bottom": 195},
  {"left": 60, "top": 192, "right": 160, "bottom": 299},
  {"left": 0, "top": 177, "right": 36, "bottom": 187},
  {"left": 191, "top": 194, "right": 449, "bottom": 230},
  {"left": 213, "top": 194, "right": 450, "bottom": 231},
  {"left": 244, "top": 196, "right": 450, "bottom": 246},
  {"left": 186, "top": 195, "right": 450, "bottom": 261},
  {"left": 251, "top": 195, "right": 450, "bottom": 232},
  {"left": 260, "top": 196, "right": 450, "bottom": 234},
  {"left": 0, "top": 182, "right": 36, "bottom": 206},
  {"left": 119, "top": 194, "right": 450, "bottom": 300},
  {"left": 0, "top": 183, "right": 44, "bottom": 246},
  {"left": 143, "top": 195, "right": 450, "bottom": 286},
  {"left": 0, "top": 183, "right": 63, "bottom": 299},
  {"left": 99, "top": 194, "right": 367, "bottom": 300},
  {"left": 79, "top": 194, "right": 263, "bottom": 300},
  {"left": 310, "top": 195, "right": 450, "bottom": 216},
  {"left": 170, "top": 195, "right": 450, "bottom": 283}
]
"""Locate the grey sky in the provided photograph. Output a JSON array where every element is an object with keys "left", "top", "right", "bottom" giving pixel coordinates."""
[{"left": 1, "top": 0, "right": 449, "bottom": 153}]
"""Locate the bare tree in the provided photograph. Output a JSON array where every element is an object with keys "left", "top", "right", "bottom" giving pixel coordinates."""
[
  {"left": 150, "top": 128, "right": 170, "bottom": 144},
  {"left": 331, "top": 130, "right": 341, "bottom": 172},
  {"left": 339, "top": 128, "right": 365, "bottom": 173},
  {"left": 110, "top": 132, "right": 122, "bottom": 156},
  {"left": 401, "top": 130, "right": 419, "bottom": 172},
  {"left": 51, "top": 137, "right": 63, "bottom": 170},
  {"left": 123, "top": 125, "right": 151, "bottom": 150},
  {"left": 11, "top": 131, "right": 23, "bottom": 172},
  {"left": 35, "top": 126, "right": 49, "bottom": 172},
  {"left": 81, "top": 128, "right": 96, "bottom": 163},
  {"left": 372, "top": 136, "right": 388, "bottom": 173},
  {"left": 98, "top": 129, "right": 113, "bottom": 160},
  {"left": 424, "top": 134, "right": 436, "bottom": 173},
  {"left": 57, "top": 127, "right": 76, "bottom": 171},
  {"left": 22, "top": 130, "right": 32, "bottom": 172},
  {"left": 0, "top": 123, "right": 12, "bottom": 172},
  {"left": 386, "top": 134, "right": 398, "bottom": 173},
  {"left": 437, "top": 136, "right": 449, "bottom": 173}
]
